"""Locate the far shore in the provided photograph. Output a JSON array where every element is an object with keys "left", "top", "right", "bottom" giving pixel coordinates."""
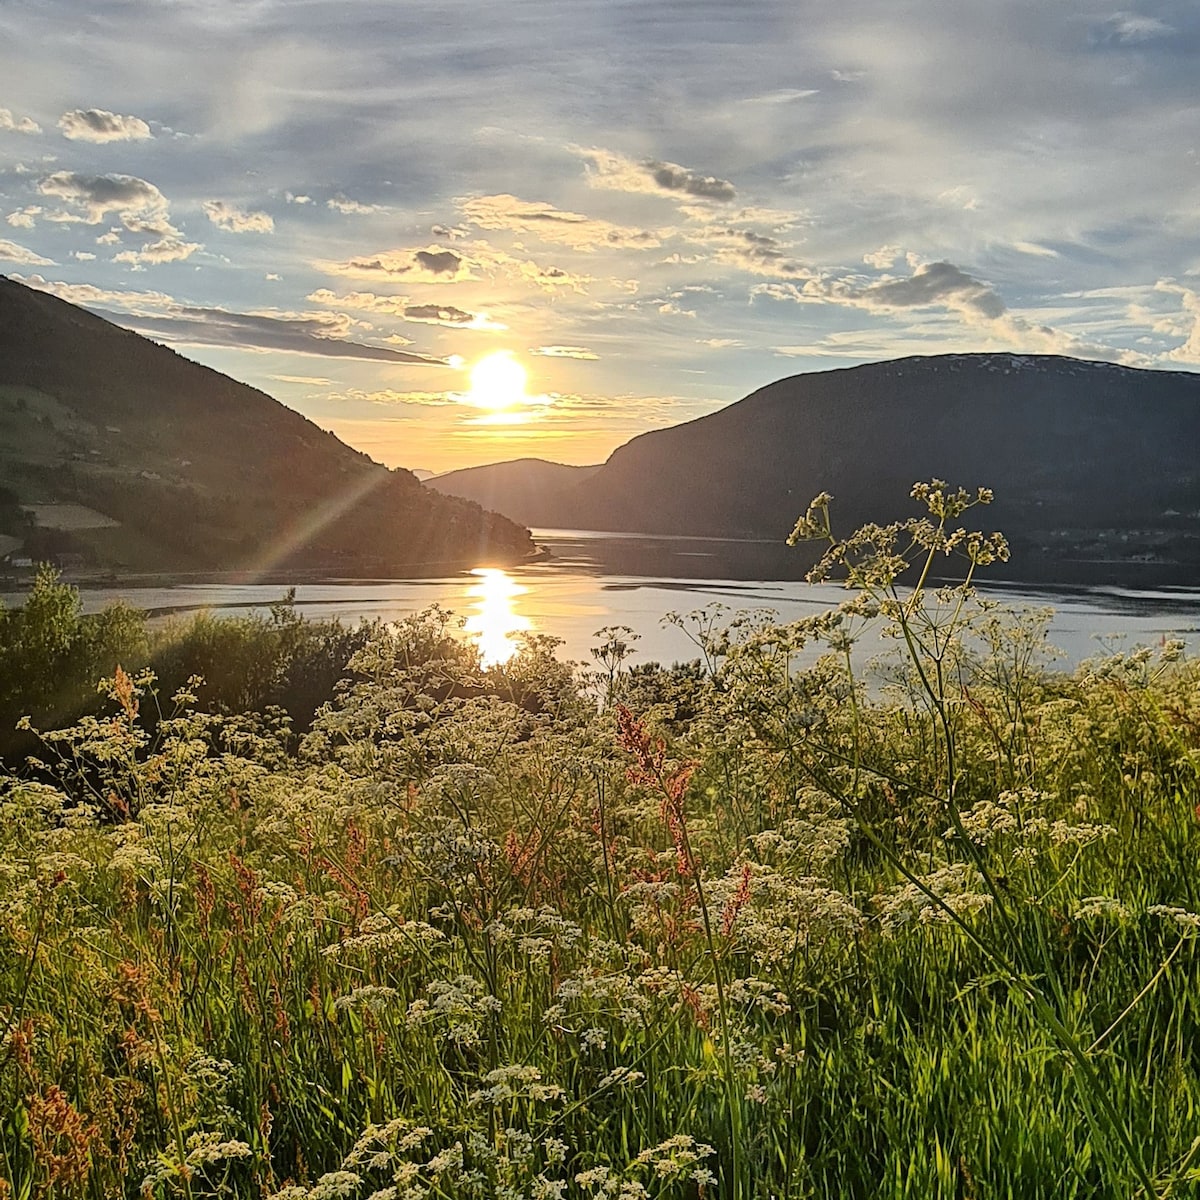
[{"left": 0, "top": 543, "right": 553, "bottom": 594}]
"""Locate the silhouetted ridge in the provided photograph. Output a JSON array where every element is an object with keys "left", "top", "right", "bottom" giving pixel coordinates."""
[
  {"left": 429, "top": 458, "right": 601, "bottom": 527},
  {"left": 0, "top": 275, "right": 533, "bottom": 573}
]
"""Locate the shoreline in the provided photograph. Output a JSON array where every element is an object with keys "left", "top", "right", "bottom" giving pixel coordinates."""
[{"left": 0, "top": 543, "right": 552, "bottom": 593}]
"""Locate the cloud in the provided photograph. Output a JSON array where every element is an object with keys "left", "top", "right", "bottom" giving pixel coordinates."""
[
  {"left": 845, "top": 261, "right": 1007, "bottom": 318},
  {"left": 742, "top": 88, "right": 820, "bottom": 104},
  {"left": 648, "top": 161, "right": 736, "bottom": 202},
  {"left": 1012, "top": 241, "right": 1059, "bottom": 258},
  {"left": 58, "top": 108, "right": 152, "bottom": 142},
  {"left": 38, "top": 171, "right": 165, "bottom": 222},
  {"left": 755, "top": 260, "right": 1006, "bottom": 320},
  {"left": 317, "top": 245, "right": 474, "bottom": 283},
  {"left": 532, "top": 345, "right": 599, "bottom": 359},
  {"left": 306, "top": 287, "right": 505, "bottom": 329},
  {"left": 0, "top": 109, "right": 41, "bottom": 135},
  {"left": 577, "top": 147, "right": 736, "bottom": 203},
  {"left": 34, "top": 170, "right": 200, "bottom": 262},
  {"left": 1156, "top": 281, "right": 1200, "bottom": 364},
  {"left": 699, "top": 226, "right": 809, "bottom": 276},
  {"left": 113, "top": 235, "right": 201, "bottom": 265},
  {"left": 402, "top": 303, "right": 505, "bottom": 329},
  {"left": 12, "top": 275, "right": 177, "bottom": 312},
  {"left": 863, "top": 245, "right": 901, "bottom": 269},
  {"left": 204, "top": 199, "right": 275, "bottom": 233},
  {"left": 698, "top": 338, "right": 742, "bottom": 348},
  {"left": 285, "top": 192, "right": 312, "bottom": 205},
  {"left": 327, "top": 195, "right": 385, "bottom": 215},
  {"left": 0, "top": 239, "right": 54, "bottom": 265},
  {"left": 13, "top": 274, "right": 449, "bottom": 364},
  {"left": 318, "top": 238, "right": 590, "bottom": 297},
  {"left": 306, "top": 288, "right": 409, "bottom": 314},
  {"left": 466, "top": 241, "right": 593, "bottom": 292},
  {"left": 754, "top": 260, "right": 1142, "bottom": 362},
  {"left": 414, "top": 249, "right": 462, "bottom": 274},
  {"left": 324, "top": 388, "right": 455, "bottom": 407},
  {"left": 6, "top": 207, "right": 41, "bottom": 229},
  {"left": 1089, "top": 13, "right": 1174, "bottom": 46},
  {"left": 101, "top": 306, "right": 451, "bottom": 363},
  {"left": 459, "top": 193, "right": 661, "bottom": 250},
  {"left": 269, "top": 374, "right": 333, "bottom": 386}
]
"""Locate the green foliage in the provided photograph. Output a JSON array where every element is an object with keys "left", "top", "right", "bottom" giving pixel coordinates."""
[
  {"left": 0, "top": 565, "right": 148, "bottom": 751},
  {"left": 0, "top": 575, "right": 381, "bottom": 765},
  {"left": 4, "top": 487, "right": 1200, "bottom": 1199}
]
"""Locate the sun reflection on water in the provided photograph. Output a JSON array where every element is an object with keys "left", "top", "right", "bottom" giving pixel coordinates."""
[{"left": 464, "top": 568, "right": 531, "bottom": 666}]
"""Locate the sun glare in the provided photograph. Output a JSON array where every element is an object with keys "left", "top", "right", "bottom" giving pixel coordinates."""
[
  {"left": 464, "top": 567, "right": 531, "bottom": 666},
  {"left": 468, "top": 351, "right": 528, "bottom": 412}
]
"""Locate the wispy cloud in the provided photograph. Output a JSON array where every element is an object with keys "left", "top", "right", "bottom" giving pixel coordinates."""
[
  {"left": 0, "top": 239, "right": 54, "bottom": 265},
  {"left": 326, "top": 195, "right": 385, "bottom": 215},
  {"left": 459, "top": 194, "right": 661, "bottom": 251},
  {"left": 532, "top": 345, "right": 599, "bottom": 359},
  {"left": 269, "top": 373, "right": 332, "bottom": 386},
  {"left": 12, "top": 275, "right": 176, "bottom": 311},
  {"left": 323, "top": 388, "right": 455, "bottom": 407},
  {"left": 1088, "top": 12, "right": 1174, "bottom": 46},
  {"left": 104, "top": 306, "right": 452, "bottom": 363},
  {"left": 14, "top": 274, "right": 450, "bottom": 364}
]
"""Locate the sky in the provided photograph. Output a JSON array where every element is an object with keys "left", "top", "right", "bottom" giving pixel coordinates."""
[{"left": 2, "top": 0, "right": 1199, "bottom": 474}]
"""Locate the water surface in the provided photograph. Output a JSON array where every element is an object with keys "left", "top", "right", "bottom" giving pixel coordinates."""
[{"left": 5, "top": 530, "right": 1199, "bottom": 670}]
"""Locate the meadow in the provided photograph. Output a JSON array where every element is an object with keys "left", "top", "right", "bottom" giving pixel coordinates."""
[{"left": 3, "top": 483, "right": 1200, "bottom": 1199}]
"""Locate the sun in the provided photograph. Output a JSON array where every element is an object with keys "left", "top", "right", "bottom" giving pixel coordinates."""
[{"left": 468, "top": 350, "right": 528, "bottom": 412}]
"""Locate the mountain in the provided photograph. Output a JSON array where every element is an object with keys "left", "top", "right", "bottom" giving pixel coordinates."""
[
  {"left": 429, "top": 458, "right": 601, "bottom": 527},
  {"left": 447, "top": 355, "right": 1200, "bottom": 579},
  {"left": 0, "top": 275, "right": 533, "bottom": 574}
]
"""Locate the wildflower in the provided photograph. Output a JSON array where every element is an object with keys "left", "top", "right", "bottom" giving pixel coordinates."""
[
  {"left": 1148, "top": 905, "right": 1200, "bottom": 934},
  {"left": 1074, "top": 897, "right": 1130, "bottom": 922}
]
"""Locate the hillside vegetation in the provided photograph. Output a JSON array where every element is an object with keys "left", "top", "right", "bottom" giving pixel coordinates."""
[
  {"left": 0, "top": 276, "right": 533, "bottom": 574},
  {"left": 4, "top": 484, "right": 1200, "bottom": 1199}
]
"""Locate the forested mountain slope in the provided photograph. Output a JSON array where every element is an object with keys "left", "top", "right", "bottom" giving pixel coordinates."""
[{"left": 0, "top": 276, "right": 533, "bottom": 573}]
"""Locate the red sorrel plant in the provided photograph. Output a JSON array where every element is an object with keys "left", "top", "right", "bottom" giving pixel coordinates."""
[{"left": 615, "top": 702, "right": 745, "bottom": 1200}]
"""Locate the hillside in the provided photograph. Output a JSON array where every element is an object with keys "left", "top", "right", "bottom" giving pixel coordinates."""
[
  {"left": 429, "top": 458, "right": 600, "bottom": 527},
  {"left": 0, "top": 275, "right": 533, "bottom": 574},
  {"left": 455, "top": 355, "right": 1200, "bottom": 578}
]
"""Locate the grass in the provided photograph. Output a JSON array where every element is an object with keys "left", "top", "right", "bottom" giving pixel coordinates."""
[{"left": 3, "top": 484, "right": 1200, "bottom": 1199}]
